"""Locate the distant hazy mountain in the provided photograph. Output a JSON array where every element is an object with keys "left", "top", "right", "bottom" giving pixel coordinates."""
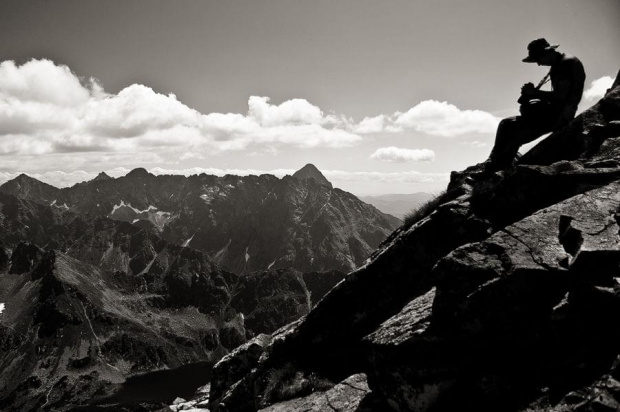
[
  {"left": 1, "top": 165, "right": 400, "bottom": 274},
  {"left": 360, "top": 193, "right": 434, "bottom": 219}
]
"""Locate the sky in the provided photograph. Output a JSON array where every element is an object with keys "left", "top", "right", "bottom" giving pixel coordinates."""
[{"left": 0, "top": 0, "right": 618, "bottom": 195}]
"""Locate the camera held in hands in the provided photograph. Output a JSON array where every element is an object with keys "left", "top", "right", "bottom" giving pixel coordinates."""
[{"left": 518, "top": 79, "right": 550, "bottom": 119}]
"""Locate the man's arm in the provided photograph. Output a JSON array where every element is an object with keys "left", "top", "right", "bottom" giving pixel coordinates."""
[
  {"left": 523, "top": 57, "right": 584, "bottom": 105},
  {"left": 527, "top": 81, "right": 570, "bottom": 104}
]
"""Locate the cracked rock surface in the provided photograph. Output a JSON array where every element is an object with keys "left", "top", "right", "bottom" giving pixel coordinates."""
[{"left": 258, "top": 374, "right": 375, "bottom": 412}]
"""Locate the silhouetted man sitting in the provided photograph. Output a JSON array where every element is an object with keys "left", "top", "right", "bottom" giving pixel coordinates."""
[{"left": 488, "top": 38, "right": 585, "bottom": 169}]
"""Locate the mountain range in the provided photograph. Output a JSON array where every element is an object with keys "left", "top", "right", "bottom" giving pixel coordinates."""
[
  {"left": 0, "top": 167, "right": 358, "bottom": 410},
  {"left": 0, "top": 164, "right": 400, "bottom": 275}
]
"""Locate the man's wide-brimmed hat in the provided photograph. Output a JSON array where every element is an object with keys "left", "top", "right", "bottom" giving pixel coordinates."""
[{"left": 522, "top": 38, "right": 559, "bottom": 63}]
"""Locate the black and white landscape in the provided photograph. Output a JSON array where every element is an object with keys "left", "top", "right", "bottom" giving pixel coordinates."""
[
  {"left": 1, "top": 1, "right": 619, "bottom": 411},
  {"left": 0, "top": 164, "right": 395, "bottom": 409}
]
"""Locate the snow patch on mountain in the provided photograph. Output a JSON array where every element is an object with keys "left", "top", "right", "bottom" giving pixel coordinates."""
[
  {"left": 200, "top": 187, "right": 220, "bottom": 204},
  {"left": 183, "top": 234, "right": 195, "bottom": 248},
  {"left": 49, "top": 199, "right": 69, "bottom": 210},
  {"left": 109, "top": 201, "right": 171, "bottom": 231},
  {"left": 111, "top": 200, "right": 139, "bottom": 214},
  {"left": 111, "top": 200, "right": 158, "bottom": 215}
]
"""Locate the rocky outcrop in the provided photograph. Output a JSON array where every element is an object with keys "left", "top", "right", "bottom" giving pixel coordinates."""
[
  {"left": 205, "top": 75, "right": 620, "bottom": 411},
  {"left": 0, "top": 165, "right": 400, "bottom": 274}
]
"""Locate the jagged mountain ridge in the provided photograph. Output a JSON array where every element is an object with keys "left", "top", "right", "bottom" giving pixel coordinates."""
[
  {"left": 0, "top": 165, "right": 401, "bottom": 274},
  {"left": 202, "top": 74, "right": 620, "bottom": 411}
]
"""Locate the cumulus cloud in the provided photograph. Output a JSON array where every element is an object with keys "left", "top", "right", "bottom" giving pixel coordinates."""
[
  {"left": 0, "top": 59, "right": 361, "bottom": 158},
  {"left": 351, "top": 101, "right": 499, "bottom": 138},
  {"left": 0, "top": 59, "right": 98, "bottom": 106},
  {"left": 0, "top": 60, "right": 501, "bottom": 157},
  {"left": 353, "top": 115, "right": 386, "bottom": 134},
  {"left": 389, "top": 100, "right": 499, "bottom": 137},
  {"left": 248, "top": 96, "right": 323, "bottom": 126},
  {"left": 370, "top": 146, "right": 435, "bottom": 163},
  {"left": 584, "top": 76, "right": 614, "bottom": 101}
]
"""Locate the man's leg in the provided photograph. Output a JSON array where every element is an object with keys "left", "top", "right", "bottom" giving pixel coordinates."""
[
  {"left": 489, "top": 116, "right": 549, "bottom": 169},
  {"left": 489, "top": 116, "right": 520, "bottom": 169}
]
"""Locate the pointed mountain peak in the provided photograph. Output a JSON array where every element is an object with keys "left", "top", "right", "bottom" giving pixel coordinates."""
[
  {"left": 292, "top": 164, "right": 333, "bottom": 189},
  {"left": 125, "top": 167, "right": 152, "bottom": 179},
  {"left": 93, "top": 171, "right": 112, "bottom": 182},
  {"left": 14, "top": 173, "right": 41, "bottom": 183},
  {"left": 0, "top": 173, "right": 58, "bottom": 192}
]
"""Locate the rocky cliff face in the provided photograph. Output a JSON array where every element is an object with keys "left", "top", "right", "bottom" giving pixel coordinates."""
[
  {"left": 204, "top": 74, "right": 620, "bottom": 411},
  {"left": 0, "top": 165, "right": 400, "bottom": 275}
]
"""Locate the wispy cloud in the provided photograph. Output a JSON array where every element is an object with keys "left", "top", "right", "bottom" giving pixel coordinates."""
[
  {"left": 370, "top": 146, "right": 435, "bottom": 163},
  {"left": 390, "top": 100, "right": 499, "bottom": 137}
]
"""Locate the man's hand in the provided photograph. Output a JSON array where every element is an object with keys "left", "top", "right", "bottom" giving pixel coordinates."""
[{"left": 521, "top": 82, "right": 536, "bottom": 97}]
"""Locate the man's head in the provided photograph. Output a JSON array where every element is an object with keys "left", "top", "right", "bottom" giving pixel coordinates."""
[{"left": 522, "top": 38, "right": 560, "bottom": 66}]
